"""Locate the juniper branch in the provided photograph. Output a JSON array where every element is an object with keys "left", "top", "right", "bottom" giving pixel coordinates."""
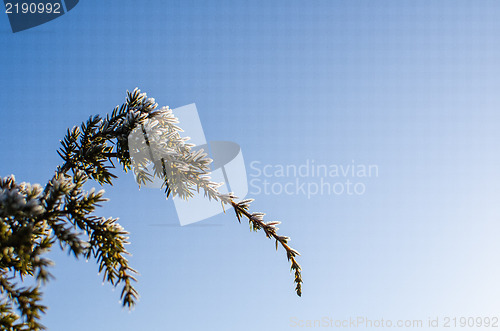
[
  {"left": 0, "top": 87, "right": 303, "bottom": 329},
  {"left": 230, "top": 199, "right": 302, "bottom": 296}
]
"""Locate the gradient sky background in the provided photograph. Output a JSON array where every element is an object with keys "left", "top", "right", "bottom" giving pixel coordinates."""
[{"left": 1, "top": 1, "right": 500, "bottom": 330}]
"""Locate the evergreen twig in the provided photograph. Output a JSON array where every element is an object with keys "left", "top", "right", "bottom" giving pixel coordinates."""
[{"left": 0, "top": 88, "right": 302, "bottom": 329}]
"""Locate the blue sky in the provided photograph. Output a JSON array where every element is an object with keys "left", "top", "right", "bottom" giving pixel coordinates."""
[{"left": 1, "top": 1, "right": 500, "bottom": 330}]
